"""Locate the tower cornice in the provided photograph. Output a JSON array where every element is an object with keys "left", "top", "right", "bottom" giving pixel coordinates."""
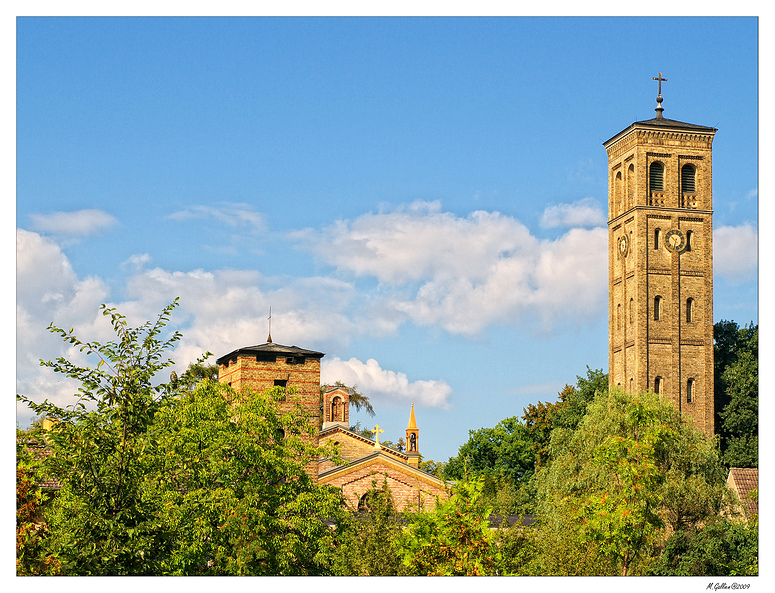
[
  {"left": 607, "top": 206, "right": 713, "bottom": 226},
  {"left": 604, "top": 121, "right": 717, "bottom": 160}
]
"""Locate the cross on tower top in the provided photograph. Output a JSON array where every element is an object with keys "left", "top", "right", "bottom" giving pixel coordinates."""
[
  {"left": 652, "top": 71, "right": 668, "bottom": 119},
  {"left": 373, "top": 424, "right": 384, "bottom": 449}
]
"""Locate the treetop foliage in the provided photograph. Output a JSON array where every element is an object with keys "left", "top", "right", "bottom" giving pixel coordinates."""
[
  {"left": 714, "top": 320, "right": 758, "bottom": 468},
  {"left": 16, "top": 302, "right": 757, "bottom": 576}
]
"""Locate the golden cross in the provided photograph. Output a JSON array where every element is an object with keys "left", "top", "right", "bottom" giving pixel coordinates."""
[
  {"left": 652, "top": 72, "right": 667, "bottom": 95},
  {"left": 373, "top": 424, "right": 384, "bottom": 448}
]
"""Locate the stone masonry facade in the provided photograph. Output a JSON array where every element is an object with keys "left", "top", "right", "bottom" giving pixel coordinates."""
[
  {"left": 605, "top": 114, "right": 716, "bottom": 437},
  {"left": 318, "top": 454, "right": 449, "bottom": 511},
  {"left": 217, "top": 343, "right": 324, "bottom": 481}
]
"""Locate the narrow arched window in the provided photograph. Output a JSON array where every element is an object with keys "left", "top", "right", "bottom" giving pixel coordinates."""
[
  {"left": 686, "top": 230, "right": 693, "bottom": 252},
  {"left": 681, "top": 164, "right": 696, "bottom": 193},
  {"left": 686, "top": 298, "right": 694, "bottom": 323},
  {"left": 629, "top": 298, "right": 634, "bottom": 324},
  {"left": 654, "top": 376, "right": 663, "bottom": 395},
  {"left": 650, "top": 162, "right": 664, "bottom": 192},
  {"left": 615, "top": 171, "right": 623, "bottom": 215},
  {"left": 617, "top": 303, "right": 621, "bottom": 329},
  {"left": 331, "top": 396, "right": 344, "bottom": 422},
  {"left": 627, "top": 164, "right": 635, "bottom": 209},
  {"left": 654, "top": 228, "right": 661, "bottom": 250},
  {"left": 687, "top": 378, "right": 694, "bottom": 403},
  {"left": 654, "top": 296, "right": 662, "bottom": 321}
]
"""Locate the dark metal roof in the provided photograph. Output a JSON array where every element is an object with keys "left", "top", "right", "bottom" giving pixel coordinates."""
[
  {"left": 487, "top": 514, "right": 537, "bottom": 528},
  {"left": 216, "top": 342, "right": 325, "bottom": 365},
  {"left": 603, "top": 116, "right": 717, "bottom": 147}
]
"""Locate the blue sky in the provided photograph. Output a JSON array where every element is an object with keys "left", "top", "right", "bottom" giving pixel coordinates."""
[{"left": 15, "top": 16, "right": 758, "bottom": 462}]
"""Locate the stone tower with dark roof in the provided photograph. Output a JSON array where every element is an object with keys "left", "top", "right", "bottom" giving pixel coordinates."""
[
  {"left": 604, "top": 76, "right": 716, "bottom": 436},
  {"left": 216, "top": 339, "right": 324, "bottom": 480}
]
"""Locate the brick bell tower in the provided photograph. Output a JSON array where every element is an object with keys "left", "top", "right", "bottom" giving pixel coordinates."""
[
  {"left": 603, "top": 73, "right": 716, "bottom": 437},
  {"left": 216, "top": 331, "right": 325, "bottom": 481}
]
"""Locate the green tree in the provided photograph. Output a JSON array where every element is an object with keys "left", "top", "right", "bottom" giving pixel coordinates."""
[
  {"left": 17, "top": 301, "right": 347, "bottom": 575},
  {"left": 323, "top": 480, "right": 406, "bottom": 576},
  {"left": 145, "top": 381, "right": 345, "bottom": 575},
  {"left": 17, "top": 300, "right": 191, "bottom": 574},
  {"left": 16, "top": 435, "right": 62, "bottom": 576},
  {"left": 180, "top": 361, "right": 219, "bottom": 385},
  {"left": 578, "top": 401, "right": 678, "bottom": 575},
  {"left": 443, "top": 416, "right": 536, "bottom": 515},
  {"left": 522, "top": 367, "right": 608, "bottom": 467},
  {"left": 395, "top": 479, "right": 497, "bottom": 576},
  {"left": 714, "top": 321, "right": 758, "bottom": 467},
  {"left": 443, "top": 416, "right": 535, "bottom": 483},
  {"left": 534, "top": 387, "right": 729, "bottom": 575},
  {"left": 647, "top": 519, "right": 758, "bottom": 576}
]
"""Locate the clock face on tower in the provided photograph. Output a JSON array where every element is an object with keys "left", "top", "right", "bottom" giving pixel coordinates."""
[
  {"left": 665, "top": 229, "right": 686, "bottom": 252},
  {"left": 618, "top": 235, "right": 629, "bottom": 257}
]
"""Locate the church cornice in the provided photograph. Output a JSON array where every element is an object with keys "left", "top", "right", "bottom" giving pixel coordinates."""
[
  {"left": 318, "top": 450, "right": 450, "bottom": 489},
  {"left": 319, "top": 426, "right": 408, "bottom": 462}
]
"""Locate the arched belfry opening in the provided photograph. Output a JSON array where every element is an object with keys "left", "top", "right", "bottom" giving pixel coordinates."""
[{"left": 322, "top": 385, "right": 350, "bottom": 430}]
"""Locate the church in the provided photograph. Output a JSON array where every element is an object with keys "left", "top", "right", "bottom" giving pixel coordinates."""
[
  {"left": 215, "top": 339, "right": 450, "bottom": 511},
  {"left": 214, "top": 77, "right": 723, "bottom": 510}
]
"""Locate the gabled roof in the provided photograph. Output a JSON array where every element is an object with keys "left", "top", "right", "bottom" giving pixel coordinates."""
[
  {"left": 319, "top": 425, "right": 407, "bottom": 462},
  {"left": 216, "top": 342, "right": 325, "bottom": 365},
  {"left": 603, "top": 116, "right": 717, "bottom": 147},
  {"left": 727, "top": 467, "right": 758, "bottom": 519},
  {"left": 318, "top": 449, "right": 450, "bottom": 490}
]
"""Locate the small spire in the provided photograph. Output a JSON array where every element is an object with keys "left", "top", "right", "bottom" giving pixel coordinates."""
[
  {"left": 652, "top": 71, "right": 667, "bottom": 119},
  {"left": 267, "top": 306, "right": 272, "bottom": 343},
  {"left": 407, "top": 402, "right": 417, "bottom": 430}
]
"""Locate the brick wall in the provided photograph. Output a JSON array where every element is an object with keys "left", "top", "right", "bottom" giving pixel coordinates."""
[
  {"left": 606, "top": 122, "right": 716, "bottom": 437},
  {"left": 320, "top": 457, "right": 449, "bottom": 511}
]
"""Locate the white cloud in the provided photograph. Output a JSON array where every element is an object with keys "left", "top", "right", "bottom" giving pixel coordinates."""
[
  {"left": 15, "top": 228, "right": 449, "bottom": 423},
  {"left": 294, "top": 201, "right": 535, "bottom": 284},
  {"left": 168, "top": 202, "right": 265, "bottom": 231},
  {"left": 122, "top": 253, "right": 152, "bottom": 272},
  {"left": 714, "top": 223, "right": 758, "bottom": 284},
  {"left": 321, "top": 356, "right": 452, "bottom": 409},
  {"left": 16, "top": 199, "right": 614, "bottom": 423},
  {"left": 16, "top": 230, "right": 113, "bottom": 424},
  {"left": 540, "top": 198, "right": 606, "bottom": 229},
  {"left": 29, "top": 209, "right": 117, "bottom": 236},
  {"left": 298, "top": 202, "right": 608, "bottom": 335}
]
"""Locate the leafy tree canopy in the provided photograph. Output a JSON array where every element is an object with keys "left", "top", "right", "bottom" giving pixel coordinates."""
[
  {"left": 714, "top": 321, "right": 758, "bottom": 468},
  {"left": 647, "top": 519, "right": 758, "bottom": 576},
  {"left": 534, "top": 387, "right": 730, "bottom": 575},
  {"left": 522, "top": 367, "right": 608, "bottom": 467},
  {"left": 17, "top": 301, "right": 346, "bottom": 575},
  {"left": 443, "top": 416, "right": 535, "bottom": 484},
  {"left": 395, "top": 480, "right": 497, "bottom": 576}
]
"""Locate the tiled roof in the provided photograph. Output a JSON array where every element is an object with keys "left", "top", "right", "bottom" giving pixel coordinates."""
[
  {"left": 728, "top": 467, "right": 758, "bottom": 519},
  {"left": 20, "top": 441, "right": 60, "bottom": 490}
]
